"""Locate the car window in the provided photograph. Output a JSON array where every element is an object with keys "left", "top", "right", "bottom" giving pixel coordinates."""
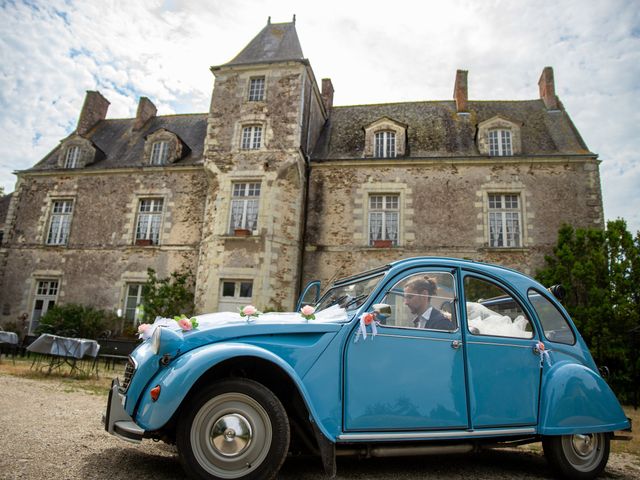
[
  {"left": 380, "top": 271, "right": 457, "bottom": 331},
  {"left": 315, "top": 274, "right": 383, "bottom": 313},
  {"left": 463, "top": 276, "right": 534, "bottom": 339},
  {"left": 527, "top": 289, "right": 576, "bottom": 345}
]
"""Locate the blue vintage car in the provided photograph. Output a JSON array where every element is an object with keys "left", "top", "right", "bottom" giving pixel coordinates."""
[{"left": 103, "top": 257, "right": 631, "bottom": 480}]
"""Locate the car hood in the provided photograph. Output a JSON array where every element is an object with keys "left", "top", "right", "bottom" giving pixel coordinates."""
[{"left": 139, "top": 305, "right": 351, "bottom": 354}]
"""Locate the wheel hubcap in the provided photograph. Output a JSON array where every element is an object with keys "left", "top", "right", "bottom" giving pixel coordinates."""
[
  {"left": 190, "top": 392, "right": 272, "bottom": 479},
  {"left": 571, "top": 434, "right": 594, "bottom": 457},
  {"left": 561, "top": 433, "right": 604, "bottom": 473},
  {"left": 211, "top": 413, "right": 252, "bottom": 456}
]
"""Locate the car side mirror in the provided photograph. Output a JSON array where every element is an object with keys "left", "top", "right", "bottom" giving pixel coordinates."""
[
  {"left": 372, "top": 303, "right": 391, "bottom": 316},
  {"left": 547, "top": 284, "right": 565, "bottom": 301}
]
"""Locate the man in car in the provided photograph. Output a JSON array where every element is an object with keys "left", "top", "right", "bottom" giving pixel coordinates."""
[{"left": 403, "top": 276, "right": 453, "bottom": 330}]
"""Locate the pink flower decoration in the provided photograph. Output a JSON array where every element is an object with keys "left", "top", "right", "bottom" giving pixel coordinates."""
[
  {"left": 242, "top": 305, "right": 258, "bottom": 316},
  {"left": 301, "top": 305, "right": 315, "bottom": 316},
  {"left": 300, "top": 305, "right": 316, "bottom": 320},
  {"left": 178, "top": 317, "right": 193, "bottom": 331},
  {"left": 137, "top": 323, "right": 150, "bottom": 334}
]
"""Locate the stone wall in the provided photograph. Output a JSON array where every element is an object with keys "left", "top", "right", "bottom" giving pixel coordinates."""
[
  {"left": 0, "top": 168, "right": 206, "bottom": 326},
  {"left": 195, "top": 62, "right": 326, "bottom": 313},
  {"left": 302, "top": 156, "right": 602, "bottom": 288}
]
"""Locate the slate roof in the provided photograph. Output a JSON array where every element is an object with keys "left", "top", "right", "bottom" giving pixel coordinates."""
[
  {"left": 222, "top": 21, "right": 304, "bottom": 67},
  {"left": 311, "top": 99, "right": 592, "bottom": 160},
  {"left": 28, "top": 113, "right": 208, "bottom": 172}
]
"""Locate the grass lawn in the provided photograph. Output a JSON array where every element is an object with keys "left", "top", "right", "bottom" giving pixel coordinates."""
[{"left": 0, "top": 352, "right": 638, "bottom": 458}]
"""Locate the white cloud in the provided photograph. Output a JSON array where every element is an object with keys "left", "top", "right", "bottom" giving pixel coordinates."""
[{"left": 0, "top": 0, "right": 638, "bottom": 233}]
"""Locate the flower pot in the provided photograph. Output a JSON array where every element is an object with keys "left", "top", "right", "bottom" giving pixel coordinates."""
[
  {"left": 135, "top": 238, "right": 153, "bottom": 246},
  {"left": 373, "top": 239, "right": 393, "bottom": 248},
  {"left": 234, "top": 229, "right": 251, "bottom": 237}
]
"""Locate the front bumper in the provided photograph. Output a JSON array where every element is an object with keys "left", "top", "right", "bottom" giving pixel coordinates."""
[{"left": 102, "top": 378, "right": 145, "bottom": 443}]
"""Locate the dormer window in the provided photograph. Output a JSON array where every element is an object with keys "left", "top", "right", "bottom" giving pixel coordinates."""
[
  {"left": 241, "top": 125, "right": 263, "bottom": 150},
  {"left": 58, "top": 135, "right": 102, "bottom": 169},
  {"left": 150, "top": 140, "right": 169, "bottom": 165},
  {"left": 248, "top": 77, "right": 265, "bottom": 101},
  {"left": 144, "top": 130, "right": 188, "bottom": 165},
  {"left": 489, "top": 129, "right": 512, "bottom": 156},
  {"left": 64, "top": 146, "right": 80, "bottom": 168},
  {"left": 477, "top": 116, "right": 521, "bottom": 156},
  {"left": 363, "top": 117, "right": 407, "bottom": 158},
  {"left": 374, "top": 131, "right": 396, "bottom": 158}
]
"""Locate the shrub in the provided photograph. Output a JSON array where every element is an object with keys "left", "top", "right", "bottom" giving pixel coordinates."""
[
  {"left": 36, "top": 304, "right": 120, "bottom": 340},
  {"left": 141, "top": 268, "right": 195, "bottom": 321}
]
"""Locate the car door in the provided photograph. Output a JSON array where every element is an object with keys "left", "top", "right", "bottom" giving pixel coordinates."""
[
  {"left": 296, "top": 280, "right": 321, "bottom": 311},
  {"left": 343, "top": 269, "right": 469, "bottom": 431},
  {"left": 461, "top": 271, "right": 541, "bottom": 428}
]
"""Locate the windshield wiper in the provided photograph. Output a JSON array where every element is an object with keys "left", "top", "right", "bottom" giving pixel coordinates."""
[
  {"left": 344, "top": 294, "right": 368, "bottom": 309},
  {"left": 326, "top": 295, "right": 348, "bottom": 308}
]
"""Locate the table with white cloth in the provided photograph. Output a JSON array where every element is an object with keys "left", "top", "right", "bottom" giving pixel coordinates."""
[
  {"left": 27, "top": 334, "right": 100, "bottom": 376},
  {"left": 0, "top": 331, "right": 19, "bottom": 363}
]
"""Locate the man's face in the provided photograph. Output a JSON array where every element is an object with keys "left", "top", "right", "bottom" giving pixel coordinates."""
[{"left": 403, "top": 286, "right": 429, "bottom": 316}]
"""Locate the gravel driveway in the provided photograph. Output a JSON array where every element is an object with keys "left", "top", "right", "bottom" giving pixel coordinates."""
[{"left": 1, "top": 374, "right": 638, "bottom": 480}]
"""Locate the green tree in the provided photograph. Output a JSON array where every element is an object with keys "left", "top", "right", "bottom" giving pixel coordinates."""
[
  {"left": 141, "top": 268, "right": 195, "bottom": 321},
  {"left": 536, "top": 220, "right": 640, "bottom": 401}
]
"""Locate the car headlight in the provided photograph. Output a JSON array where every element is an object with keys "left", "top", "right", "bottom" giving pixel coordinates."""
[
  {"left": 150, "top": 326, "right": 183, "bottom": 357},
  {"left": 151, "top": 327, "right": 162, "bottom": 355}
]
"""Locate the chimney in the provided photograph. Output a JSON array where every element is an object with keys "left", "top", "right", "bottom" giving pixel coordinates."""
[
  {"left": 133, "top": 97, "right": 157, "bottom": 131},
  {"left": 538, "top": 66, "right": 559, "bottom": 110},
  {"left": 321, "top": 78, "right": 334, "bottom": 112},
  {"left": 453, "top": 69, "right": 468, "bottom": 113},
  {"left": 76, "top": 91, "right": 110, "bottom": 136}
]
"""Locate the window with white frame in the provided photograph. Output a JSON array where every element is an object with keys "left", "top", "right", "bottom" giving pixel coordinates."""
[
  {"left": 30, "top": 279, "right": 59, "bottom": 334},
  {"left": 488, "top": 129, "right": 512, "bottom": 156},
  {"left": 374, "top": 131, "right": 396, "bottom": 158},
  {"left": 369, "top": 194, "right": 399, "bottom": 246},
  {"left": 124, "top": 283, "right": 144, "bottom": 323},
  {"left": 229, "top": 182, "right": 260, "bottom": 233},
  {"left": 46, "top": 200, "right": 74, "bottom": 245},
  {"left": 150, "top": 140, "right": 170, "bottom": 165},
  {"left": 488, "top": 193, "right": 521, "bottom": 247},
  {"left": 241, "top": 125, "right": 262, "bottom": 150},
  {"left": 135, "top": 198, "right": 164, "bottom": 245},
  {"left": 248, "top": 77, "right": 265, "bottom": 101},
  {"left": 222, "top": 280, "right": 253, "bottom": 299},
  {"left": 219, "top": 279, "right": 253, "bottom": 312},
  {"left": 64, "top": 146, "right": 80, "bottom": 168}
]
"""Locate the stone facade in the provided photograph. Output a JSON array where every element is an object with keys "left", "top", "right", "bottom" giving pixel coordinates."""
[{"left": 0, "top": 20, "right": 603, "bottom": 333}]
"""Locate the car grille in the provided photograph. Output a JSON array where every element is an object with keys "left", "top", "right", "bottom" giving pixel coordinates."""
[{"left": 121, "top": 357, "right": 136, "bottom": 392}]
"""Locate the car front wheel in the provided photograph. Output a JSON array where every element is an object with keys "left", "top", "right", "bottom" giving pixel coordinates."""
[
  {"left": 543, "top": 433, "right": 610, "bottom": 479},
  {"left": 177, "top": 378, "right": 290, "bottom": 480}
]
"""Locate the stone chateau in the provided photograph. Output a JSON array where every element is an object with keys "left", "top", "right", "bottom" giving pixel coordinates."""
[{"left": 0, "top": 19, "right": 603, "bottom": 333}]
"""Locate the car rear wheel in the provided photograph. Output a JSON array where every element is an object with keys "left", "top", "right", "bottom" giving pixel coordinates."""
[
  {"left": 177, "top": 378, "right": 290, "bottom": 480},
  {"left": 543, "top": 433, "right": 610, "bottom": 479}
]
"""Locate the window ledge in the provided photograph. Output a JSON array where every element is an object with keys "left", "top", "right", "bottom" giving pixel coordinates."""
[
  {"left": 220, "top": 234, "right": 260, "bottom": 240},
  {"left": 482, "top": 246, "right": 529, "bottom": 253}
]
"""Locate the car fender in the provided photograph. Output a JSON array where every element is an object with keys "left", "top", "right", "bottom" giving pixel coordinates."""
[
  {"left": 539, "top": 361, "right": 630, "bottom": 435},
  {"left": 133, "top": 342, "right": 334, "bottom": 441}
]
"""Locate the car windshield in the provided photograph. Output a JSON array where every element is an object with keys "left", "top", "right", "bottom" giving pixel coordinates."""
[{"left": 316, "top": 274, "right": 384, "bottom": 313}]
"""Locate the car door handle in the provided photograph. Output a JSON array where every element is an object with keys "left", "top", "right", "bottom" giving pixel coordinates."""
[{"left": 451, "top": 340, "right": 462, "bottom": 349}]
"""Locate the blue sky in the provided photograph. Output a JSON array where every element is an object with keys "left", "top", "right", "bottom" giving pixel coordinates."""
[{"left": 1, "top": 0, "right": 639, "bottom": 233}]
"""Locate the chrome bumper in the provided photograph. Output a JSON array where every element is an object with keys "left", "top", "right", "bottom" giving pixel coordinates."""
[{"left": 102, "top": 378, "right": 145, "bottom": 443}]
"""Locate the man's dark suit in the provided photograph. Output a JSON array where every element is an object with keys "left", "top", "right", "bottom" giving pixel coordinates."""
[{"left": 413, "top": 307, "right": 452, "bottom": 330}]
